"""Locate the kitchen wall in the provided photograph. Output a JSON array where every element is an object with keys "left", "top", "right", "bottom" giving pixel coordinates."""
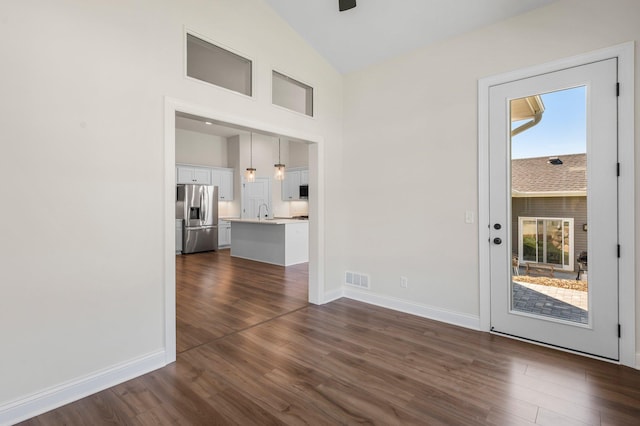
[
  {"left": 175, "top": 128, "right": 228, "bottom": 167},
  {"left": 0, "top": 0, "right": 344, "bottom": 417},
  {"left": 342, "top": 0, "right": 639, "bottom": 357},
  {"left": 288, "top": 141, "right": 310, "bottom": 168}
]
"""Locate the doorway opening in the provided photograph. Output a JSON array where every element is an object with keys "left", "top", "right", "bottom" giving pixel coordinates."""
[{"left": 163, "top": 99, "right": 324, "bottom": 364}]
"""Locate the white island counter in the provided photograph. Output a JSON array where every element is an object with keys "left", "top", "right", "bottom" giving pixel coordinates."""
[{"left": 226, "top": 218, "right": 309, "bottom": 266}]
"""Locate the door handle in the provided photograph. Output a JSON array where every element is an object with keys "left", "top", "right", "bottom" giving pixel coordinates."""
[{"left": 493, "top": 237, "right": 502, "bottom": 245}]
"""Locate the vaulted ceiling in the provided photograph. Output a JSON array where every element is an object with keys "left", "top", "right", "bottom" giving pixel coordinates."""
[{"left": 264, "top": 0, "right": 558, "bottom": 73}]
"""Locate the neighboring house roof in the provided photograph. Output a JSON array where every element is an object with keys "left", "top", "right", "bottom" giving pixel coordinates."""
[{"left": 511, "top": 153, "right": 586, "bottom": 197}]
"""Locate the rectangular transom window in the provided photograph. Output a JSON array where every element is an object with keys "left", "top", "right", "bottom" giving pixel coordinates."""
[
  {"left": 186, "top": 33, "right": 252, "bottom": 96},
  {"left": 272, "top": 71, "right": 314, "bottom": 117}
]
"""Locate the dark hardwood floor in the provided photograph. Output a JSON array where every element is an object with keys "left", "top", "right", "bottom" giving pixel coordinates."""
[{"left": 20, "top": 250, "right": 640, "bottom": 425}]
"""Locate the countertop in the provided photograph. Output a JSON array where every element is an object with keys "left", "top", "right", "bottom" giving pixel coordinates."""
[{"left": 225, "top": 218, "right": 308, "bottom": 225}]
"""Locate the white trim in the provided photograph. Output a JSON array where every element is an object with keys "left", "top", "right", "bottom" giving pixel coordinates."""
[
  {"left": 0, "top": 350, "right": 166, "bottom": 426},
  {"left": 164, "top": 96, "right": 327, "bottom": 364},
  {"left": 344, "top": 288, "right": 481, "bottom": 331},
  {"left": 636, "top": 353, "right": 640, "bottom": 370},
  {"left": 512, "top": 190, "right": 585, "bottom": 197},
  {"left": 616, "top": 42, "right": 636, "bottom": 369},
  {"left": 478, "top": 42, "right": 635, "bottom": 367},
  {"left": 323, "top": 288, "right": 345, "bottom": 304}
]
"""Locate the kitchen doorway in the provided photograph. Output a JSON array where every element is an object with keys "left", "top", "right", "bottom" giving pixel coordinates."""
[{"left": 163, "top": 98, "right": 325, "bottom": 364}]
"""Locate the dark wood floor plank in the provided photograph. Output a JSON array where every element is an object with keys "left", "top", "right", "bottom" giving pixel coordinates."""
[{"left": 19, "top": 250, "right": 640, "bottom": 425}]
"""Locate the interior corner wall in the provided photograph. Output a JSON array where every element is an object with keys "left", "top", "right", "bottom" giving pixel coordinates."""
[
  {"left": 341, "top": 0, "right": 639, "bottom": 332},
  {"left": 0, "top": 0, "right": 343, "bottom": 417}
]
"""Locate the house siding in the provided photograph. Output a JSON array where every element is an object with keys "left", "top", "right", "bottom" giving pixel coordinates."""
[{"left": 511, "top": 196, "right": 587, "bottom": 271}]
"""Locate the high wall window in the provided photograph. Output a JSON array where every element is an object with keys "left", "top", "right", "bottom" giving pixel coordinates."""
[
  {"left": 186, "top": 33, "right": 252, "bottom": 96},
  {"left": 518, "top": 217, "right": 574, "bottom": 270},
  {"left": 272, "top": 71, "right": 314, "bottom": 117}
]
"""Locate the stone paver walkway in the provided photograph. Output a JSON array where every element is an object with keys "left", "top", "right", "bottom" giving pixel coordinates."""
[{"left": 512, "top": 281, "right": 588, "bottom": 324}]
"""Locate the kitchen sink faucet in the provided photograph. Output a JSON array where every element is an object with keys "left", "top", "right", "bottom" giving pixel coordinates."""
[{"left": 257, "top": 203, "right": 269, "bottom": 220}]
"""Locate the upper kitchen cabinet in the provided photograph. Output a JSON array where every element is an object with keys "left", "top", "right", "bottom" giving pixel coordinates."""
[
  {"left": 212, "top": 167, "right": 234, "bottom": 201},
  {"left": 282, "top": 168, "right": 308, "bottom": 201},
  {"left": 176, "top": 164, "right": 211, "bottom": 185}
]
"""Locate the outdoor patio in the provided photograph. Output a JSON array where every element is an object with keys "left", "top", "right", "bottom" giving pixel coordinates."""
[{"left": 512, "top": 281, "right": 588, "bottom": 324}]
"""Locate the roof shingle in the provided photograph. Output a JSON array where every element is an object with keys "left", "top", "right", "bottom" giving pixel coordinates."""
[{"left": 511, "top": 153, "right": 586, "bottom": 194}]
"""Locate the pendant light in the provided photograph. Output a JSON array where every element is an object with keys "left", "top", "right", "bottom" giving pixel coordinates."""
[
  {"left": 245, "top": 132, "right": 256, "bottom": 182},
  {"left": 274, "top": 138, "right": 286, "bottom": 181}
]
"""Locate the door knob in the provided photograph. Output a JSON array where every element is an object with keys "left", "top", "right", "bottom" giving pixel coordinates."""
[
  {"left": 494, "top": 223, "right": 502, "bottom": 230},
  {"left": 493, "top": 237, "right": 502, "bottom": 245}
]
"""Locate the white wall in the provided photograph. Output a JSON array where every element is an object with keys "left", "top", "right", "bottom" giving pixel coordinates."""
[
  {"left": 288, "top": 141, "right": 310, "bottom": 168},
  {"left": 342, "top": 0, "right": 639, "bottom": 348},
  {"left": 0, "top": 0, "right": 343, "bottom": 414},
  {"left": 3, "top": 0, "right": 638, "bottom": 419},
  {"left": 175, "top": 128, "right": 228, "bottom": 167}
]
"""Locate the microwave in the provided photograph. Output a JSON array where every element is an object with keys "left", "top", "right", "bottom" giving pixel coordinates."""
[{"left": 299, "top": 185, "right": 308, "bottom": 199}]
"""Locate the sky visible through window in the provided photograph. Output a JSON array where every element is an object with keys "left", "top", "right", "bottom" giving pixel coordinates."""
[{"left": 511, "top": 86, "right": 586, "bottom": 159}]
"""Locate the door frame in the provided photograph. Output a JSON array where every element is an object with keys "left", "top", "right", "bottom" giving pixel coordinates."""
[
  {"left": 241, "top": 177, "right": 273, "bottom": 219},
  {"left": 163, "top": 97, "right": 326, "bottom": 365},
  {"left": 478, "top": 42, "right": 636, "bottom": 367}
]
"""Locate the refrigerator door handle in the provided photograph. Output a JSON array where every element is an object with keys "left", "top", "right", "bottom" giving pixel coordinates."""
[{"left": 200, "top": 192, "right": 205, "bottom": 225}]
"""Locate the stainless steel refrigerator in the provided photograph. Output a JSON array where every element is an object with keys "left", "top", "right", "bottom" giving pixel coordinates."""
[{"left": 176, "top": 184, "right": 218, "bottom": 254}]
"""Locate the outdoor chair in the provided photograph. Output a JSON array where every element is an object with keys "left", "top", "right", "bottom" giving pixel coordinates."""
[{"left": 576, "top": 251, "right": 588, "bottom": 280}]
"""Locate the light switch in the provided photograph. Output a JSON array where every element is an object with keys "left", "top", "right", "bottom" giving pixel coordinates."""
[{"left": 465, "top": 211, "right": 474, "bottom": 224}]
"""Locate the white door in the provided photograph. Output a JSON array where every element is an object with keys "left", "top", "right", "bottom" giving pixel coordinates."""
[
  {"left": 489, "top": 59, "right": 619, "bottom": 360},
  {"left": 241, "top": 177, "right": 272, "bottom": 219}
]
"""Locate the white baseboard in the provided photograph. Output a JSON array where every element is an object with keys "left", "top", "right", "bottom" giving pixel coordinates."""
[
  {"left": 0, "top": 349, "right": 167, "bottom": 426},
  {"left": 636, "top": 353, "right": 640, "bottom": 370},
  {"left": 343, "top": 288, "right": 481, "bottom": 331},
  {"left": 322, "top": 287, "right": 344, "bottom": 304}
]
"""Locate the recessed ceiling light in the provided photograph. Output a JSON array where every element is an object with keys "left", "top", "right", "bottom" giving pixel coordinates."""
[{"left": 205, "top": 121, "right": 212, "bottom": 125}]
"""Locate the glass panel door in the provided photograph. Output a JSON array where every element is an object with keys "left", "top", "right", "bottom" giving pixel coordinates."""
[{"left": 489, "top": 58, "right": 619, "bottom": 360}]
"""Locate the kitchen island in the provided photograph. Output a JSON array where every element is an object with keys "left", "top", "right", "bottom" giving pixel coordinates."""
[{"left": 226, "top": 218, "right": 309, "bottom": 266}]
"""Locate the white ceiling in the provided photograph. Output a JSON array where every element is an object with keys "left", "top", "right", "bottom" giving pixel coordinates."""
[{"left": 263, "top": 0, "right": 557, "bottom": 73}]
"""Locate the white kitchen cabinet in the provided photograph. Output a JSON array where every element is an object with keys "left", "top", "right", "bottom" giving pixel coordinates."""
[
  {"left": 218, "top": 219, "right": 231, "bottom": 247},
  {"left": 212, "top": 168, "right": 234, "bottom": 201},
  {"left": 300, "top": 169, "right": 309, "bottom": 185},
  {"left": 282, "top": 168, "right": 308, "bottom": 201},
  {"left": 282, "top": 170, "right": 301, "bottom": 201},
  {"left": 176, "top": 165, "right": 211, "bottom": 184}
]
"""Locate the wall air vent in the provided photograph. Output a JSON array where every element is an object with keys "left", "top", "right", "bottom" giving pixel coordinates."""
[{"left": 345, "top": 271, "right": 370, "bottom": 289}]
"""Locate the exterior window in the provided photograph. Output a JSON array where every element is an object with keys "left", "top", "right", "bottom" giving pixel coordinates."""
[
  {"left": 186, "top": 33, "right": 252, "bottom": 96},
  {"left": 518, "top": 217, "right": 574, "bottom": 270},
  {"left": 272, "top": 71, "right": 313, "bottom": 117}
]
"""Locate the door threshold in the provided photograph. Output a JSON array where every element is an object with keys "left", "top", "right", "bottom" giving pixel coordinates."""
[{"left": 489, "top": 328, "right": 619, "bottom": 364}]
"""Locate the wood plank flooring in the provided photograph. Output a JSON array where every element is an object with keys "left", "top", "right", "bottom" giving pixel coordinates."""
[{"left": 20, "top": 250, "right": 640, "bottom": 425}]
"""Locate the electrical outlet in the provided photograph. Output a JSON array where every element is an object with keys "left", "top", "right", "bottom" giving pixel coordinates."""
[{"left": 400, "top": 276, "right": 408, "bottom": 288}]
